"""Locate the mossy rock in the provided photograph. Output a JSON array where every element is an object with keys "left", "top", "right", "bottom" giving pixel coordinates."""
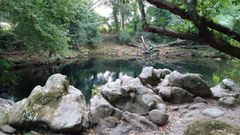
[
  {"left": 184, "top": 118, "right": 240, "bottom": 135},
  {"left": 0, "top": 110, "right": 9, "bottom": 126}
]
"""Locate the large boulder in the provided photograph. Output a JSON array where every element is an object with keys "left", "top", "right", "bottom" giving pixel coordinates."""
[
  {"left": 148, "top": 109, "right": 168, "bottom": 126},
  {"left": 111, "top": 112, "right": 158, "bottom": 135},
  {"left": 0, "top": 98, "right": 13, "bottom": 126},
  {"left": 184, "top": 118, "right": 240, "bottom": 135},
  {"left": 101, "top": 75, "right": 163, "bottom": 115},
  {"left": 222, "top": 79, "right": 240, "bottom": 93},
  {"left": 90, "top": 94, "right": 122, "bottom": 124},
  {"left": 8, "top": 74, "right": 89, "bottom": 133},
  {"left": 156, "top": 86, "right": 194, "bottom": 104},
  {"left": 161, "top": 71, "right": 212, "bottom": 98},
  {"left": 94, "top": 117, "right": 119, "bottom": 135},
  {"left": 139, "top": 67, "right": 160, "bottom": 86},
  {"left": 211, "top": 84, "right": 238, "bottom": 99},
  {"left": 138, "top": 67, "right": 172, "bottom": 86}
]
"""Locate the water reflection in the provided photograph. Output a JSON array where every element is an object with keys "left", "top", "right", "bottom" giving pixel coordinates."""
[{"left": 6, "top": 57, "right": 235, "bottom": 102}]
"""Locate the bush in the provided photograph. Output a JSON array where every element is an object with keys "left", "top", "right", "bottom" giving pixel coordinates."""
[
  {"left": 212, "top": 73, "right": 221, "bottom": 85},
  {"left": 69, "top": 9, "right": 101, "bottom": 46},
  {"left": 0, "top": 59, "right": 18, "bottom": 88},
  {"left": 119, "top": 30, "right": 131, "bottom": 44},
  {"left": 0, "top": 31, "right": 25, "bottom": 51}
]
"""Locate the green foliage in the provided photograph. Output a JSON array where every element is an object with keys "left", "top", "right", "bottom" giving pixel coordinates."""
[
  {"left": 147, "top": 6, "right": 172, "bottom": 28},
  {"left": 214, "top": 0, "right": 240, "bottom": 29},
  {"left": 223, "top": 60, "right": 240, "bottom": 81},
  {"left": 91, "top": 85, "right": 102, "bottom": 97},
  {"left": 0, "top": 0, "right": 101, "bottom": 54},
  {"left": 0, "top": 31, "right": 25, "bottom": 51},
  {"left": 0, "top": 59, "right": 18, "bottom": 88},
  {"left": 212, "top": 73, "right": 221, "bottom": 85},
  {"left": 69, "top": 6, "right": 101, "bottom": 46},
  {"left": 1, "top": 0, "right": 80, "bottom": 53},
  {"left": 119, "top": 30, "right": 131, "bottom": 44}
]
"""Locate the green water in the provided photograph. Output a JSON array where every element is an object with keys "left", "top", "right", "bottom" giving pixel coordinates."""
[{"left": 4, "top": 57, "right": 238, "bottom": 101}]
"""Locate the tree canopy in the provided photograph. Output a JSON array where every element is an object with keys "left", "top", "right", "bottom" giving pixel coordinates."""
[
  {"left": 0, "top": 0, "right": 100, "bottom": 54},
  {"left": 0, "top": 0, "right": 240, "bottom": 58}
]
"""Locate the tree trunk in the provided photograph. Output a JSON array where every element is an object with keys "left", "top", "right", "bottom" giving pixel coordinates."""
[
  {"left": 144, "top": 0, "right": 240, "bottom": 59},
  {"left": 113, "top": 6, "right": 119, "bottom": 32},
  {"left": 138, "top": 0, "right": 147, "bottom": 27},
  {"left": 146, "top": 0, "right": 240, "bottom": 43}
]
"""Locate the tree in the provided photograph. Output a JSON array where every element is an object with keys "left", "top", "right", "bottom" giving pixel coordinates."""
[
  {"left": 0, "top": 0, "right": 100, "bottom": 55},
  {"left": 144, "top": 0, "right": 240, "bottom": 59},
  {"left": 138, "top": 0, "right": 147, "bottom": 27},
  {"left": 69, "top": 2, "right": 101, "bottom": 47}
]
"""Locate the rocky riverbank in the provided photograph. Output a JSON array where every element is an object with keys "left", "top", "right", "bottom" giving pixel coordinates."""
[{"left": 0, "top": 67, "right": 240, "bottom": 135}]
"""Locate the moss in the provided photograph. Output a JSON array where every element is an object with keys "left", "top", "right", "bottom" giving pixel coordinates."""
[
  {"left": 20, "top": 91, "right": 65, "bottom": 121},
  {"left": 184, "top": 118, "right": 240, "bottom": 135},
  {"left": 91, "top": 85, "right": 102, "bottom": 97},
  {"left": 30, "top": 91, "right": 64, "bottom": 107},
  {"left": 0, "top": 111, "right": 9, "bottom": 126}
]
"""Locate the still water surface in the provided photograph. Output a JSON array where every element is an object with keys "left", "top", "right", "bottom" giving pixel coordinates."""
[{"left": 8, "top": 57, "right": 235, "bottom": 101}]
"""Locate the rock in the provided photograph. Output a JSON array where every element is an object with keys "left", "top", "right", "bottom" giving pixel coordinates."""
[
  {"left": 0, "top": 98, "right": 14, "bottom": 108},
  {"left": 201, "top": 108, "right": 224, "bottom": 118},
  {"left": 157, "top": 86, "right": 194, "bottom": 104},
  {"left": 179, "top": 104, "right": 190, "bottom": 109},
  {"left": 0, "top": 98, "right": 14, "bottom": 126},
  {"left": 161, "top": 71, "right": 182, "bottom": 87},
  {"left": 102, "top": 76, "right": 163, "bottom": 115},
  {"left": 0, "top": 131, "right": 7, "bottom": 135},
  {"left": 139, "top": 67, "right": 160, "bottom": 86},
  {"left": 155, "top": 103, "right": 167, "bottom": 113},
  {"left": 189, "top": 103, "right": 206, "bottom": 110},
  {"left": 90, "top": 94, "right": 122, "bottom": 124},
  {"left": 153, "top": 69, "right": 162, "bottom": 79},
  {"left": 184, "top": 118, "right": 240, "bottom": 135},
  {"left": 112, "top": 112, "right": 158, "bottom": 135},
  {"left": 94, "top": 117, "right": 119, "bottom": 135},
  {"left": 160, "top": 69, "right": 172, "bottom": 79},
  {"left": 148, "top": 109, "right": 168, "bottom": 126},
  {"left": 101, "top": 79, "right": 122, "bottom": 102},
  {"left": 170, "top": 106, "right": 179, "bottom": 111},
  {"left": 161, "top": 71, "right": 212, "bottom": 98},
  {"left": 0, "top": 125, "right": 16, "bottom": 134},
  {"left": 222, "top": 78, "right": 240, "bottom": 93},
  {"left": 211, "top": 85, "right": 238, "bottom": 99},
  {"left": 193, "top": 97, "right": 207, "bottom": 103},
  {"left": 218, "top": 97, "right": 238, "bottom": 108},
  {"left": 8, "top": 74, "right": 89, "bottom": 133},
  {"left": 181, "top": 74, "right": 212, "bottom": 97},
  {"left": 0, "top": 111, "right": 8, "bottom": 127}
]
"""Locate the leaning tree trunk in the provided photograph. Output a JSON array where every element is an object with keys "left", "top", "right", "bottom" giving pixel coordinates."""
[
  {"left": 138, "top": 0, "right": 147, "bottom": 27},
  {"left": 113, "top": 6, "right": 119, "bottom": 32},
  {"left": 144, "top": 0, "right": 240, "bottom": 59}
]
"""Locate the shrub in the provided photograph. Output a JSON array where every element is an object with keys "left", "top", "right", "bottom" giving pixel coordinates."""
[
  {"left": 119, "top": 30, "right": 131, "bottom": 44},
  {"left": 212, "top": 74, "right": 221, "bottom": 85},
  {"left": 0, "top": 59, "right": 18, "bottom": 88}
]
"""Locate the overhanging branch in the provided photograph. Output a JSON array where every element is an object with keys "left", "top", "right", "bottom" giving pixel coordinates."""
[
  {"left": 146, "top": 0, "right": 240, "bottom": 42},
  {"left": 144, "top": 26, "right": 199, "bottom": 41}
]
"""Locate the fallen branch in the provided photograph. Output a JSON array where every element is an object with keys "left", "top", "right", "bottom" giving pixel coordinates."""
[{"left": 0, "top": 51, "right": 29, "bottom": 55}]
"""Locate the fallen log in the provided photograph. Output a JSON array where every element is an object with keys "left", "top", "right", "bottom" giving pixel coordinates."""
[{"left": 0, "top": 51, "right": 29, "bottom": 56}]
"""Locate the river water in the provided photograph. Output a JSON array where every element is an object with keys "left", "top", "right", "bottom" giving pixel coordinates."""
[{"left": 5, "top": 57, "right": 236, "bottom": 102}]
